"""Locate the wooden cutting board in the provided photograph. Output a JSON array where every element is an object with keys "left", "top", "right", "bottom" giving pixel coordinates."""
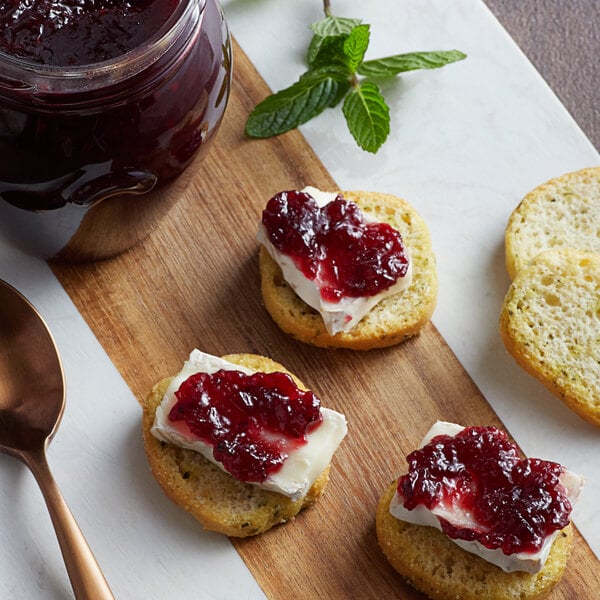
[{"left": 51, "top": 40, "right": 599, "bottom": 599}]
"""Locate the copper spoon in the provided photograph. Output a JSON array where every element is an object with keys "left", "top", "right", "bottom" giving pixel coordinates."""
[{"left": 0, "top": 279, "right": 114, "bottom": 599}]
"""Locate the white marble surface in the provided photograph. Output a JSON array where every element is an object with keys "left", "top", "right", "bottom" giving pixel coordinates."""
[{"left": 0, "top": 0, "right": 598, "bottom": 597}]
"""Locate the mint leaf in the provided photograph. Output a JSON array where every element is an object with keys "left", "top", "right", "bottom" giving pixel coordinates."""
[
  {"left": 342, "top": 24, "right": 370, "bottom": 71},
  {"left": 308, "top": 34, "right": 348, "bottom": 69},
  {"left": 307, "top": 16, "right": 362, "bottom": 66},
  {"left": 357, "top": 50, "right": 467, "bottom": 77},
  {"left": 342, "top": 81, "right": 390, "bottom": 153},
  {"left": 308, "top": 23, "right": 370, "bottom": 72},
  {"left": 310, "top": 16, "right": 361, "bottom": 37},
  {"left": 245, "top": 70, "right": 349, "bottom": 138},
  {"left": 300, "top": 66, "right": 351, "bottom": 107}
]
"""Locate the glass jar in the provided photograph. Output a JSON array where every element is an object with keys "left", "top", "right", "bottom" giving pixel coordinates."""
[{"left": 0, "top": 0, "right": 232, "bottom": 261}]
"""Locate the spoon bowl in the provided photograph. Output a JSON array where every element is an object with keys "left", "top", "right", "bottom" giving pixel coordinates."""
[{"left": 0, "top": 278, "right": 114, "bottom": 599}]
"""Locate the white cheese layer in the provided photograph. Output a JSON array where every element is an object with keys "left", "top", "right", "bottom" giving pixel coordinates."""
[
  {"left": 390, "top": 421, "right": 584, "bottom": 574},
  {"left": 151, "top": 349, "right": 347, "bottom": 501},
  {"left": 257, "top": 186, "right": 412, "bottom": 335}
]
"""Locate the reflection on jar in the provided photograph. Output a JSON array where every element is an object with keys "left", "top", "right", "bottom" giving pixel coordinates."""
[{"left": 0, "top": 0, "right": 232, "bottom": 261}]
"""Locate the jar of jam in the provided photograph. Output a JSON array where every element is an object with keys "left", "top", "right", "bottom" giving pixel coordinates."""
[{"left": 0, "top": 0, "right": 232, "bottom": 261}]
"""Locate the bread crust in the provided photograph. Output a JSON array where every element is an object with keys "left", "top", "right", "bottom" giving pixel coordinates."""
[
  {"left": 141, "top": 353, "right": 330, "bottom": 537},
  {"left": 375, "top": 481, "right": 572, "bottom": 600},
  {"left": 505, "top": 166, "right": 600, "bottom": 279},
  {"left": 259, "top": 190, "right": 438, "bottom": 350},
  {"left": 499, "top": 249, "right": 600, "bottom": 426}
]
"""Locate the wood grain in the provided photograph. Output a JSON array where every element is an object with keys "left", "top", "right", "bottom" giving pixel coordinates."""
[{"left": 51, "top": 40, "right": 599, "bottom": 599}]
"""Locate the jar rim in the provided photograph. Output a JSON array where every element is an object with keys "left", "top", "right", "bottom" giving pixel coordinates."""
[{"left": 0, "top": 0, "right": 206, "bottom": 93}]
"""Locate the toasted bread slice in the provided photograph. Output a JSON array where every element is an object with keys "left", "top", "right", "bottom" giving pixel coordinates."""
[
  {"left": 376, "top": 481, "right": 572, "bottom": 600},
  {"left": 505, "top": 166, "right": 600, "bottom": 279},
  {"left": 499, "top": 249, "right": 600, "bottom": 426},
  {"left": 259, "top": 190, "right": 438, "bottom": 350},
  {"left": 141, "top": 354, "right": 330, "bottom": 537}
]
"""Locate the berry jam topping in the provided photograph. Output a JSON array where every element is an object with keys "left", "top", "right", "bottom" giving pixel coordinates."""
[
  {"left": 0, "top": 0, "right": 179, "bottom": 66},
  {"left": 168, "top": 369, "right": 323, "bottom": 483},
  {"left": 398, "top": 426, "right": 572, "bottom": 555},
  {"left": 262, "top": 190, "right": 409, "bottom": 303}
]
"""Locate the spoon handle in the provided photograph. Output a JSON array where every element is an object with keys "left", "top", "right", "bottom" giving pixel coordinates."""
[{"left": 26, "top": 450, "right": 115, "bottom": 600}]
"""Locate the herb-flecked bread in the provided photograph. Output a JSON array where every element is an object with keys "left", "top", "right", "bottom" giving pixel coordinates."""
[
  {"left": 259, "top": 190, "right": 438, "bottom": 350},
  {"left": 499, "top": 248, "right": 600, "bottom": 426},
  {"left": 505, "top": 166, "right": 600, "bottom": 280}
]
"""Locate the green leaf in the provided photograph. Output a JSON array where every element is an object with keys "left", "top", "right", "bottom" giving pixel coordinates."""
[
  {"left": 307, "top": 34, "right": 348, "bottom": 69},
  {"left": 307, "top": 16, "right": 362, "bottom": 67},
  {"left": 342, "top": 24, "right": 370, "bottom": 71},
  {"left": 300, "top": 66, "right": 351, "bottom": 107},
  {"left": 357, "top": 50, "right": 467, "bottom": 77},
  {"left": 245, "top": 70, "right": 349, "bottom": 138},
  {"left": 342, "top": 81, "right": 390, "bottom": 153},
  {"left": 309, "top": 16, "right": 361, "bottom": 38},
  {"left": 308, "top": 23, "right": 371, "bottom": 72}
]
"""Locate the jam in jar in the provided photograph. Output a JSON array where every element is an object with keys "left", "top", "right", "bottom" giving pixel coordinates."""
[{"left": 0, "top": 0, "right": 232, "bottom": 260}]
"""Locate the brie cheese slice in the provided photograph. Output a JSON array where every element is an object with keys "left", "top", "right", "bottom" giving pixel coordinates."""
[{"left": 152, "top": 349, "right": 347, "bottom": 500}]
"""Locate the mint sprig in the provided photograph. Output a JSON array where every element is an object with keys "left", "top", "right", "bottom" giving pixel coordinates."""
[{"left": 245, "top": 2, "right": 466, "bottom": 153}]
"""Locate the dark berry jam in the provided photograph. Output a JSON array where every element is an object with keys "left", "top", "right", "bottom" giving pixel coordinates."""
[
  {"left": 398, "top": 426, "right": 572, "bottom": 555},
  {"left": 0, "top": 0, "right": 231, "bottom": 260},
  {"left": 262, "top": 190, "right": 409, "bottom": 302},
  {"left": 169, "top": 369, "right": 323, "bottom": 483},
  {"left": 0, "top": 0, "right": 178, "bottom": 66}
]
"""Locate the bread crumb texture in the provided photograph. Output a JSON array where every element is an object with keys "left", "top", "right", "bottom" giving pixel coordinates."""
[
  {"left": 505, "top": 166, "right": 600, "bottom": 279},
  {"left": 259, "top": 190, "right": 438, "bottom": 350},
  {"left": 376, "top": 481, "right": 572, "bottom": 600},
  {"left": 141, "top": 354, "right": 329, "bottom": 537},
  {"left": 500, "top": 249, "right": 600, "bottom": 426}
]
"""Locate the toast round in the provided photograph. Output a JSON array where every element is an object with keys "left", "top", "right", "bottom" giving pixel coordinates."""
[
  {"left": 505, "top": 166, "right": 600, "bottom": 279},
  {"left": 259, "top": 190, "right": 438, "bottom": 350},
  {"left": 141, "top": 353, "right": 330, "bottom": 537},
  {"left": 499, "top": 248, "right": 600, "bottom": 426},
  {"left": 376, "top": 481, "right": 572, "bottom": 600}
]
